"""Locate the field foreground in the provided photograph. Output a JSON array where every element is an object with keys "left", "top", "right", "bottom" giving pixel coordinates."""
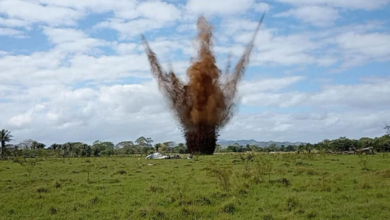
[{"left": 1, "top": 153, "right": 390, "bottom": 220}]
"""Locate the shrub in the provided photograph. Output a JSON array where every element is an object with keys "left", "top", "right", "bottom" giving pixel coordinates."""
[
  {"left": 220, "top": 199, "right": 236, "bottom": 214},
  {"left": 286, "top": 194, "right": 299, "bottom": 211},
  {"left": 49, "top": 207, "right": 57, "bottom": 215},
  {"left": 16, "top": 157, "right": 38, "bottom": 181},
  {"left": 358, "top": 154, "right": 370, "bottom": 171},
  {"left": 255, "top": 156, "right": 274, "bottom": 182},
  {"left": 35, "top": 186, "right": 48, "bottom": 193},
  {"left": 53, "top": 180, "right": 61, "bottom": 188},
  {"left": 147, "top": 185, "right": 163, "bottom": 193},
  {"left": 207, "top": 161, "right": 233, "bottom": 191},
  {"left": 263, "top": 214, "right": 274, "bottom": 220}
]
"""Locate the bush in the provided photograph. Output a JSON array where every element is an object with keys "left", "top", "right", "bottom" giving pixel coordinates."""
[
  {"left": 35, "top": 186, "right": 48, "bottom": 193},
  {"left": 286, "top": 194, "right": 299, "bottom": 211},
  {"left": 207, "top": 161, "right": 233, "bottom": 191},
  {"left": 53, "top": 180, "right": 61, "bottom": 188}
]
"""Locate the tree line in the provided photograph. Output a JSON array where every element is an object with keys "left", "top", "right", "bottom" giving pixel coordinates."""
[
  {"left": 1, "top": 125, "right": 389, "bottom": 158},
  {"left": 216, "top": 126, "right": 390, "bottom": 153},
  {"left": 0, "top": 131, "right": 188, "bottom": 158},
  {"left": 216, "top": 134, "right": 390, "bottom": 153}
]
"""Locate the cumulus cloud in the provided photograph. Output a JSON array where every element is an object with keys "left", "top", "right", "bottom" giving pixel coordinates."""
[
  {"left": 2, "top": 81, "right": 181, "bottom": 144},
  {"left": 241, "top": 77, "right": 390, "bottom": 110},
  {"left": 254, "top": 2, "right": 271, "bottom": 12},
  {"left": 221, "top": 109, "right": 390, "bottom": 142},
  {"left": 336, "top": 32, "right": 390, "bottom": 67},
  {"left": 274, "top": 6, "right": 339, "bottom": 27},
  {"left": 226, "top": 27, "right": 337, "bottom": 66},
  {"left": 0, "top": 0, "right": 83, "bottom": 27},
  {"left": 273, "top": 0, "right": 390, "bottom": 10},
  {"left": 138, "top": 1, "right": 181, "bottom": 21},
  {"left": 0, "top": 27, "right": 26, "bottom": 37},
  {"left": 186, "top": 0, "right": 255, "bottom": 15}
]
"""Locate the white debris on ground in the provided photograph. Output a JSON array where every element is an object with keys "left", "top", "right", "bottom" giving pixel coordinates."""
[{"left": 145, "top": 152, "right": 183, "bottom": 159}]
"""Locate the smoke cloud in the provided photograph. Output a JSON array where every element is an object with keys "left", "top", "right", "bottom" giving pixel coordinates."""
[{"left": 142, "top": 15, "right": 264, "bottom": 154}]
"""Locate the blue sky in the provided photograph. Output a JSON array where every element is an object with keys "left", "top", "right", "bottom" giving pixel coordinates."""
[{"left": 0, "top": 0, "right": 390, "bottom": 145}]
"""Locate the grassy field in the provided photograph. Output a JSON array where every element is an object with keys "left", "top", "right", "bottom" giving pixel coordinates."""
[{"left": 1, "top": 153, "right": 390, "bottom": 220}]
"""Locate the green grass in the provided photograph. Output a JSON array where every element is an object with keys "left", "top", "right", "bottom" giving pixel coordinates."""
[{"left": 1, "top": 153, "right": 390, "bottom": 219}]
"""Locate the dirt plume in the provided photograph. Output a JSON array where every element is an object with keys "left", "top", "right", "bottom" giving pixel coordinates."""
[{"left": 142, "top": 15, "right": 264, "bottom": 154}]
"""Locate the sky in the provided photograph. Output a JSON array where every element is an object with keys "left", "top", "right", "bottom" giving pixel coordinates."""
[{"left": 1, "top": 0, "right": 390, "bottom": 146}]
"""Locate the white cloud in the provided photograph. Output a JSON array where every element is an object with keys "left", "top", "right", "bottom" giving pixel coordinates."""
[
  {"left": 254, "top": 2, "right": 271, "bottom": 12},
  {"left": 2, "top": 81, "right": 180, "bottom": 144},
  {"left": 37, "top": 0, "right": 137, "bottom": 14},
  {"left": 93, "top": 1, "right": 182, "bottom": 39},
  {"left": 43, "top": 27, "right": 108, "bottom": 54},
  {"left": 241, "top": 77, "right": 390, "bottom": 110},
  {"left": 240, "top": 76, "right": 305, "bottom": 94},
  {"left": 186, "top": 0, "right": 255, "bottom": 15},
  {"left": 34, "top": 0, "right": 139, "bottom": 20},
  {"left": 8, "top": 104, "right": 45, "bottom": 128},
  {"left": 310, "top": 81, "right": 390, "bottom": 108},
  {"left": 0, "top": 17, "right": 29, "bottom": 27},
  {"left": 138, "top": 1, "right": 181, "bottom": 21},
  {"left": 0, "top": 50, "right": 152, "bottom": 86},
  {"left": 43, "top": 27, "right": 87, "bottom": 44},
  {"left": 275, "top": 6, "right": 339, "bottom": 27},
  {"left": 243, "top": 92, "right": 308, "bottom": 108},
  {"left": 113, "top": 43, "right": 138, "bottom": 55},
  {"left": 273, "top": 0, "right": 390, "bottom": 10},
  {"left": 0, "top": 0, "right": 83, "bottom": 26},
  {"left": 217, "top": 18, "right": 389, "bottom": 68},
  {"left": 0, "top": 27, "right": 25, "bottom": 37},
  {"left": 9, "top": 113, "right": 32, "bottom": 128},
  {"left": 96, "top": 18, "right": 171, "bottom": 39},
  {"left": 3, "top": 73, "right": 390, "bottom": 144},
  {"left": 221, "top": 109, "right": 390, "bottom": 142},
  {"left": 229, "top": 28, "right": 336, "bottom": 66},
  {"left": 336, "top": 32, "right": 390, "bottom": 66}
]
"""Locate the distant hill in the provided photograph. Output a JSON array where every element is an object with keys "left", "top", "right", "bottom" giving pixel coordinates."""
[{"left": 217, "top": 139, "right": 304, "bottom": 148}]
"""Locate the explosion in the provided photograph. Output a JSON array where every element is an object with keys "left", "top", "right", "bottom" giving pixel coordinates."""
[{"left": 142, "top": 15, "right": 264, "bottom": 154}]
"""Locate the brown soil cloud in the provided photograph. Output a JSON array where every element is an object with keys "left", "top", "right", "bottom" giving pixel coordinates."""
[{"left": 142, "top": 15, "right": 264, "bottom": 154}]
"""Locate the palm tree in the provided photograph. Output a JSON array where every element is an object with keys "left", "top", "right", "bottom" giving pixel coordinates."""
[{"left": 0, "top": 129, "right": 13, "bottom": 157}]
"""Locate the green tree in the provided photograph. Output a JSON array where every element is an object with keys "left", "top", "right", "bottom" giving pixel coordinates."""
[
  {"left": 332, "top": 137, "right": 353, "bottom": 152},
  {"left": 159, "top": 143, "right": 168, "bottom": 153},
  {"left": 115, "top": 141, "right": 134, "bottom": 149},
  {"left": 50, "top": 143, "right": 62, "bottom": 150},
  {"left": 32, "top": 141, "right": 45, "bottom": 149},
  {"left": 305, "top": 143, "right": 313, "bottom": 153},
  {"left": 269, "top": 143, "right": 278, "bottom": 152},
  {"left": 154, "top": 143, "right": 162, "bottom": 152},
  {"left": 116, "top": 141, "right": 135, "bottom": 155},
  {"left": 174, "top": 143, "right": 187, "bottom": 154},
  {"left": 146, "top": 138, "right": 153, "bottom": 147},
  {"left": 92, "top": 140, "right": 114, "bottom": 156},
  {"left": 135, "top": 137, "right": 147, "bottom": 147},
  {"left": 286, "top": 145, "right": 295, "bottom": 152},
  {"left": 0, "top": 129, "right": 13, "bottom": 157},
  {"left": 322, "top": 139, "right": 331, "bottom": 152},
  {"left": 384, "top": 124, "right": 390, "bottom": 136}
]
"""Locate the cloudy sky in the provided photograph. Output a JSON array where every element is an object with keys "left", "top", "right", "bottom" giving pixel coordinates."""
[{"left": 1, "top": 0, "right": 390, "bottom": 146}]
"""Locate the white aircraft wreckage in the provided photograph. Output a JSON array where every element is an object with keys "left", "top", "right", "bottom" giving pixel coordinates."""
[{"left": 145, "top": 152, "right": 183, "bottom": 159}]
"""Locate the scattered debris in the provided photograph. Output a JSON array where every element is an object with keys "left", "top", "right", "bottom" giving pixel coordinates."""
[{"left": 145, "top": 153, "right": 183, "bottom": 160}]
